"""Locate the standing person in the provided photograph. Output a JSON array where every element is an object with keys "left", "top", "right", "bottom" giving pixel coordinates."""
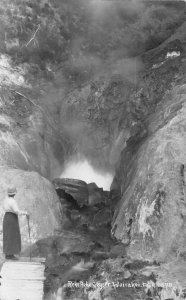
[{"left": 2, "top": 186, "right": 28, "bottom": 260}]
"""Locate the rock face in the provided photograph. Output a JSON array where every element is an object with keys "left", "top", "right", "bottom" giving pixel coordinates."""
[
  {"left": 52, "top": 178, "right": 112, "bottom": 233},
  {"left": 28, "top": 225, "right": 114, "bottom": 298},
  {"left": 0, "top": 98, "right": 69, "bottom": 179},
  {"left": 0, "top": 109, "right": 51, "bottom": 177},
  {"left": 0, "top": 168, "right": 61, "bottom": 260},
  {"left": 60, "top": 75, "right": 133, "bottom": 171},
  {"left": 87, "top": 182, "right": 106, "bottom": 206},
  {"left": 53, "top": 178, "right": 89, "bottom": 207},
  {"left": 0, "top": 74, "right": 70, "bottom": 180},
  {"left": 57, "top": 31, "right": 186, "bottom": 263},
  {"left": 107, "top": 30, "right": 186, "bottom": 262},
  {"left": 112, "top": 81, "right": 186, "bottom": 261}
]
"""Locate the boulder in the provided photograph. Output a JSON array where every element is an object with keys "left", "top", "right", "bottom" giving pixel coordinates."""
[
  {"left": 0, "top": 168, "right": 61, "bottom": 261},
  {"left": 53, "top": 178, "right": 88, "bottom": 207}
]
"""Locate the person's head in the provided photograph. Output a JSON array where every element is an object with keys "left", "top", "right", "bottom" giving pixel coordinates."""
[{"left": 7, "top": 186, "right": 17, "bottom": 197}]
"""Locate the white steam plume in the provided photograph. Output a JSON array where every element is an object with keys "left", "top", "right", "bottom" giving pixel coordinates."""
[{"left": 60, "top": 157, "right": 113, "bottom": 190}]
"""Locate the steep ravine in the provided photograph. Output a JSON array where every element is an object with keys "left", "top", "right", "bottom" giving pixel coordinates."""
[
  {"left": 112, "top": 40, "right": 186, "bottom": 262},
  {"left": 0, "top": 2, "right": 186, "bottom": 300},
  {"left": 0, "top": 35, "right": 186, "bottom": 300},
  {"left": 1, "top": 38, "right": 186, "bottom": 300},
  {"left": 47, "top": 29, "right": 186, "bottom": 299}
]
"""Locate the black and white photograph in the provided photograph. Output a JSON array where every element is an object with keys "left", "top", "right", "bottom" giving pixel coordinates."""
[{"left": 0, "top": 0, "right": 186, "bottom": 299}]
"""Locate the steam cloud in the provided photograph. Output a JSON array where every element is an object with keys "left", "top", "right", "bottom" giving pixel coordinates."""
[
  {"left": 40, "top": 0, "right": 185, "bottom": 180},
  {"left": 60, "top": 156, "right": 113, "bottom": 190}
]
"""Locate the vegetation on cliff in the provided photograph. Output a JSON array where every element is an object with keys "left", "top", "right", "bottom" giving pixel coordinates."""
[{"left": 0, "top": 0, "right": 185, "bottom": 85}]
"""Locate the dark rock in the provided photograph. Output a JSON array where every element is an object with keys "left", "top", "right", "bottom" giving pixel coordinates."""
[
  {"left": 125, "top": 260, "right": 152, "bottom": 270},
  {"left": 87, "top": 182, "right": 99, "bottom": 191},
  {"left": 92, "top": 208, "right": 112, "bottom": 226},
  {"left": 87, "top": 182, "right": 105, "bottom": 206},
  {"left": 92, "top": 250, "right": 110, "bottom": 260},
  {"left": 29, "top": 230, "right": 95, "bottom": 261},
  {"left": 109, "top": 244, "right": 127, "bottom": 258},
  {"left": 88, "top": 227, "right": 114, "bottom": 251},
  {"left": 55, "top": 231, "right": 94, "bottom": 256},
  {"left": 53, "top": 178, "right": 88, "bottom": 207},
  {"left": 70, "top": 209, "right": 81, "bottom": 223}
]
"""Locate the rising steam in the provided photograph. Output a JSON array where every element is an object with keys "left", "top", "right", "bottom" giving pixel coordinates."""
[{"left": 60, "top": 157, "right": 113, "bottom": 190}]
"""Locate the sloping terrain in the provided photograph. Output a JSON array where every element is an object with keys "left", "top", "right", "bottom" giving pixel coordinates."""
[{"left": 112, "top": 25, "right": 186, "bottom": 262}]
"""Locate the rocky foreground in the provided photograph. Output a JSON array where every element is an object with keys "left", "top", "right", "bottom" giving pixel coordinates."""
[{"left": 24, "top": 177, "right": 186, "bottom": 300}]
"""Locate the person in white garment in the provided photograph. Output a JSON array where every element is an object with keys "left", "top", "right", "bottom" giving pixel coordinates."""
[{"left": 2, "top": 186, "right": 28, "bottom": 260}]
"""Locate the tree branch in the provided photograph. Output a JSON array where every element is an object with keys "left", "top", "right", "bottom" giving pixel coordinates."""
[{"left": 25, "top": 25, "right": 40, "bottom": 48}]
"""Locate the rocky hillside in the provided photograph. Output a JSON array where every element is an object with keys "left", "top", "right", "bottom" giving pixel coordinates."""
[
  {"left": 1, "top": 0, "right": 186, "bottom": 299},
  {"left": 111, "top": 24, "right": 186, "bottom": 262},
  {"left": 0, "top": 0, "right": 184, "bottom": 174}
]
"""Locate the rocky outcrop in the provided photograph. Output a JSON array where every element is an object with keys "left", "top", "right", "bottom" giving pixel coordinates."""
[
  {"left": 0, "top": 54, "right": 70, "bottom": 179},
  {"left": 53, "top": 178, "right": 89, "bottom": 207},
  {"left": 56, "top": 28, "right": 186, "bottom": 263},
  {"left": 35, "top": 180, "right": 115, "bottom": 297},
  {"left": 0, "top": 168, "right": 61, "bottom": 261},
  {"left": 112, "top": 82, "right": 186, "bottom": 262},
  {"left": 0, "top": 89, "right": 69, "bottom": 179},
  {"left": 87, "top": 182, "right": 106, "bottom": 206},
  {"left": 53, "top": 178, "right": 112, "bottom": 231},
  {"left": 28, "top": 225, "right": 114, "bottom": 298},
  {"left": 53, "top": 178, "right": 108, "bottom": 208}
]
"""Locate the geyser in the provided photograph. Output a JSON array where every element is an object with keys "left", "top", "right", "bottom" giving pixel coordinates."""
[{"left": 60, "top": 158, "right": 113, "bottom": 190}]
